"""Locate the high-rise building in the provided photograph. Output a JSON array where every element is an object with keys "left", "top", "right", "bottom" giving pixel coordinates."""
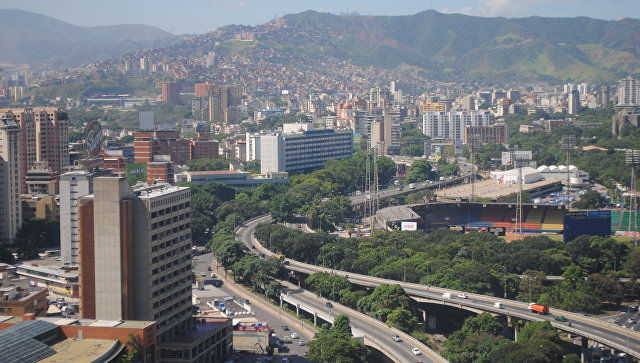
[
  {"left": 161, "top": 82, "right": 180, "bottom": 105},
  {"left": 59, "top": 169, "right": 113, "bottom": 266},
  {"left": 79, "top": 179, "right": 193, "bottom": 341},
  {"left": 618, "top": 76, "right": 640, "bottom": 106},
  {"left": 422, "top": 111, "right": 493, "bottom": 141},
  {"left": 0, "top": 107, "right": 69, "bottom": 193},
  {"left": 568, "top": 90, "right": 580, "bottom": 115},
  {"left": 260, "top": 129, "right": 353, "bottom": 174},
  {"left": 0, "top": 118, "right": 21, "bottom": 244},
  {"left": 464, "top": 124, "right": 509, "bottom": 145},
  {"left": 383, "top": 112, "right": 402, "bottom": 155},
  {"left": 208, "top": 85, "right": 241, "bottom": 124}
]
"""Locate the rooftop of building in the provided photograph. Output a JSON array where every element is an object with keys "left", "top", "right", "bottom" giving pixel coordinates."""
[
  {"left": 377, "top": 205, "right": 422, "bottom": 223},
  {"left": 39, "top": 338, "right": 120, "bottom": 363},
  {"left": 163, "top": 318, "right": 229, "bottom": 346},
  {"left": 131, "top": 181, "right": 189, "bottom": 198},
  {"left": 15, "top": 259, "right": 78, "bottom": 280},
  {"left": 187, "top": 170, "right": 247, "bottom": 176},
  {"left": 0, "top": 315, "right": 155, "bottom": 330}
]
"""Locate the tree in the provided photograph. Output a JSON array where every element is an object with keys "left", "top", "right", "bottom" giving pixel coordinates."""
[
  {"left": 573, "top": 190, "right": 608, "bottom": 209},
  {"left": 186, "top": 158, "right": 227, "bottom": 171},
  {"left": 385, "top": 307, "right": 418, "bottom": 333},
  {"left": 306, "top": 335, "right": 369, "bottom": 363},
  {"left": 214, "top": 240, "right": 246, "bottom": 267},
  {"left": 406, "top": 160, "right": 434, "bottom": 183},
  {"left": 331, "top": 314, "right": 353, "bottom": 339},
  {"left": 306, "top": 273, "right": 351, "bottom": 300},
  {"left": 624, "top": 248, "right": 640, "bottom": 280},
  {"left": 356, "top": 284, "right": 412, "bottom": 317},
  {"left": 405, "top": 190, "right": 436, "bottom": 204},
  {"left": 244, "top": 159, "right": 261, "bottom": 174},
  {"left": 517, "top": 270, "right": 547, "bottom": 302},
  {"left": 265, "top": 281, "right": 281, "bottom": 300},
  {"left": 562, "top": 264, "right": 587, "bottom": 288},
  {"left": 190, "top": 191, "right": 219, "bottom": 242},
  {"left": 518, "top": 321, "right": 558, "bottom": 342}
]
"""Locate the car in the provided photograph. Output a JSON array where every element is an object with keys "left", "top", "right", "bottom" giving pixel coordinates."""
[
  {"left": 199, "top": 272, "right": 206, "bottom": 276},
  {"left": 282, "top": 325, "right": 289, "bottom": 331},
  {"left": 325, "top": 302, "right": 333, "bottom": 308},
  {"left": 554, "top": 315, "right": 568, "bottom": 322},
  {"left": 281, "top": 358, "right": 290, "bottom": 363},
  {"left": 391, "top": 334, "right": 402, "bottom": 342},
  {"left": 298, "top": 340, "right": 305, "bottom": 346},
  {"left": 207, "top": 266, "right": 212, "bottom": 271},
  {"left": 290, "top": 332, "right": 299, "bottom": 339},
  {"left": 251, "top": 245, "right": 256, "bottom": 249},
  {"left": 628, "top": 318, "right": 637, "bottom": 324},
  {"left": 336, "top": 227, "right": 344, "bottom": 231},
  {"left": 412, "top": 347, "right": 422, "bottom": 355},
  {"left": 457, "top": 293, "right": 468, "bottom": 299}
]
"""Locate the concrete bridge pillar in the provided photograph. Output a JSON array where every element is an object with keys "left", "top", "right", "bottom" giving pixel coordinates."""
[
  {"left": 296, "top": 304, "right": 300, "bottom": 316},
  {"left": 514, "top": 321, "right": 519, "bottom": 342},
  {"left": 313, "top": 312, "right": 318, "bottom": 326},
  {"left": 581, "top": 337, "right": 589, "bottom": 363},
  {"left": 279, "top": 297, "right": 283, "bottom": 308},
  {"left": 418, "top": 309, "right": 428, "bottom": 331}
]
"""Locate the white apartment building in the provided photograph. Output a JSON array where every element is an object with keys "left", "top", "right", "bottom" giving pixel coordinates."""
[{"left": 422, "top": 111, "right": 493, "bottom": 142}]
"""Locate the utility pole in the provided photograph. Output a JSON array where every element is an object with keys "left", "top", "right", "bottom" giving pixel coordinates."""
[
  {"left": 626, "top": 149, "right": 640, "bottom": 247},
  {"left": 469, "top": 136, "right": 479, "bottom": 202},
  {"left": 561, "top": 135, "right": 576, "bottom": 208}
]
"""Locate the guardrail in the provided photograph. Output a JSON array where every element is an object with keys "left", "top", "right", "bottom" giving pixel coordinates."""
[{"left": 238, "top": 215, "right": 640, "bottom": 358}]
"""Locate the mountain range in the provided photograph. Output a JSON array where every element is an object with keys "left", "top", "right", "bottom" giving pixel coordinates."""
[
  {"left": 4, "top": 9, "right": 640, "bottom": 83},
  {"left": 0, "top": 9, "right": 177, "bottom": 70},
  {"left": 269, "top": 10, "right": 640, "bottom": 82}
]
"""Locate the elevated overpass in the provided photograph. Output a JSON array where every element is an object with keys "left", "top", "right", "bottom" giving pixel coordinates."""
[{"left": 237, "top": 215, "right": 640, "bottom": 359}]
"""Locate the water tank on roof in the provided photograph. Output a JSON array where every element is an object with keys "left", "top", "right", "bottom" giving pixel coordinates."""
[
  {"left": 537, "top": 165, "right": 550, "bottom": 172},
  {"left": 549, "top": 165, "right": 559, "bottom": 171}
]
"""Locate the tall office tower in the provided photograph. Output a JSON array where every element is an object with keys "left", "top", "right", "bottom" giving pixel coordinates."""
[
  {"left": 59, "top": 169, "right": 112, "bottom": 267},
  {"left": 79, "top": 178, "right": 194, "bottom": 343},
  {"left": 208, "top": 85, "right": 241, "bottom": 124},
  {"left": 205, "top": 51, "right": 217, "bottom": 68},
  {"left": 161, "top": 82, "right": 181, "bottom": 105},
  {"left": 383, "top": 112, "right": 402, "bottom": 155},
  {"left": 422, "top": 111, "right": 493, "bottom": 142},
  {"left": 578, "top": 83, "right": 589, "bottom": 98},
  {"left": 568, "top": 89, "right": 580, "bottom": 115},
  {"left": 506, "top": 89, "right": 521, "bottom": 102},
  {"left": 370, "top": 119, "right": 384, "bottom": 152},
  {"left": 618, "top": 76, "right": 640, "bottom": 106},
  {"left": 600, "top": 86, "right": 611, "bottom": 107},
  {"left": 0, "top": 107, "right": 69, "bottom": 193},
  {"left": 564, "top": 83, "right": 576, "bottom": 94},
  {"left": 139, "top": 57, "right": 150, "bottom": 75},
  {"left": 461, "top": 95, "right": 476, "bottom": 111},
  {"left": 0, "top": 118, "right": 21, "bottom": 244}
]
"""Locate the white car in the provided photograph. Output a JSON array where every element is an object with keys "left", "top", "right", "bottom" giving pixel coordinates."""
[
  {"left": 412, "top": 347, "right": 421, "bottom": 355},
  {"left": 290, "top": 332, "right": 299, "bottom": 339},
  {"left": 457, "top": 293, "right": 468, "bottom": 299}
]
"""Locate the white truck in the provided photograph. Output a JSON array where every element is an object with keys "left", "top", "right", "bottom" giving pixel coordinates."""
[
  {"left": 408, "top": 183, "right": 416, "bottom": 189},
  {"left": 442, "top": 292, "right": 452, "bottom": 298}
]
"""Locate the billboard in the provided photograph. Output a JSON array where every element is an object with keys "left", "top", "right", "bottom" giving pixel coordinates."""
[
  {"left": 424, "top": 141, "right": 432, "bottom": 157},
  {"left": 84, "top": 119, "right": 103, "bottom": 158},
  {"left": 125, "top": 163, "right": 147, "bottom": 185},
  {"left": 563, "top": 210, "right": 611, "bottom": 243},
  {"left": 396, "top": 162, "right": 407, "bottom": 178},
  {"left": 401, "top": 222, "right": 418, "bottom": 231},
  {"left": 139, "top": 111, "right": 154, "bottom": 130},
  {"left": 455, "top": 139, "right": 463, "bottom": 155}
]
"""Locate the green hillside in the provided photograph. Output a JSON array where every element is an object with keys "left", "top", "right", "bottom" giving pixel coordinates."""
[{"left": 260, "top": 10, "right": 640, "bottom": 82}]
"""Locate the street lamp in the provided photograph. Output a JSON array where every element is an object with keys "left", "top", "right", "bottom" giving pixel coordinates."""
[{"left": 503, "top": 266, "right": 507, "bottom": 299}]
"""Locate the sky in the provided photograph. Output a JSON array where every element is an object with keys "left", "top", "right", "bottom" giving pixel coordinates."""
[{"left": 1, "top": 0, "right": 638, "bottom": 34}]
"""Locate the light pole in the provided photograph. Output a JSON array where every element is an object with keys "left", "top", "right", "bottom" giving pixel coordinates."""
[
  {"left": 503, "top": 266, "right": 507, "bottom": 299},
  {"left": 625, "top": 149, "right": 640, "bottom": 247}
]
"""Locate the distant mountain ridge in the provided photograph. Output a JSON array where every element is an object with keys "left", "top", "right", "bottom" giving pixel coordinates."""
[
  {"left": 0, "top": 9, "right": 177, "bottom": 69},
  {"left": 269, "top": 10, "right": 640, "bottom": 82}
]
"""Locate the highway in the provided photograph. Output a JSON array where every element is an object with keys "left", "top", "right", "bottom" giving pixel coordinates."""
[
  {"left": 236, "top": 216, "right": 446, "bottom": 363},
  {"left": 237, "top": 215, "right": 640, "bottom": 359},
  {"left": 280, "top": 284, "right": 446, "bottom": 363}
]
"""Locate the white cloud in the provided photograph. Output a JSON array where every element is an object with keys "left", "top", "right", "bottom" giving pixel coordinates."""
[{"left": 444, "top": 0, "right": 584, "bottom": 17}]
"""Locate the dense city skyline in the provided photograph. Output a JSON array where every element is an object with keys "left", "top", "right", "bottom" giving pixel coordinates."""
[{"left": 1, "top": 0, "right": 638, "bottom": 34}]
